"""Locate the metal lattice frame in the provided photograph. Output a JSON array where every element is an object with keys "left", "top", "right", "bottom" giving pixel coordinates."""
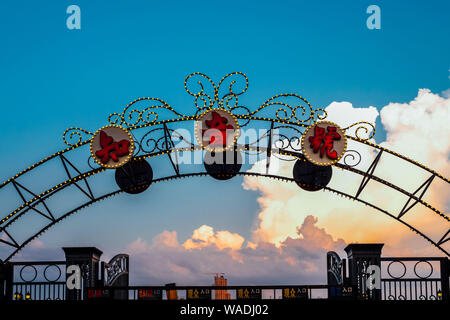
[{"left": 0, "top": 72, "right": 448, "bottom": 262}]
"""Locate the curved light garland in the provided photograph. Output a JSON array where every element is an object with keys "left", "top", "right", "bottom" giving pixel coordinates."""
[
  {"left": 0, "top": 72, "right": 448, "bottom": 262},
  {"left": 3, "top": 171, "right": 448, "bottom": 262}
]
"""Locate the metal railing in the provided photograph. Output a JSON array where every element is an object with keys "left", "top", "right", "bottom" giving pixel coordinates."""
[
  {"left": 380, "top": 257, "right": 447, "bottom": 300},
  {"left": 9, "top": 261, "right": 66, "bottom": 301}
]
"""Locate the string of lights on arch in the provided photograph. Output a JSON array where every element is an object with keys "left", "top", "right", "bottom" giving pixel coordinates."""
[{"left": 0, "top": 72, "right": 448, "bottom": 262}]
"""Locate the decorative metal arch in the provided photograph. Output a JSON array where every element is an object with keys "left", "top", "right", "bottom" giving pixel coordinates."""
[{"left": 0, "top": 72, "right": 448, "bottom": 262}]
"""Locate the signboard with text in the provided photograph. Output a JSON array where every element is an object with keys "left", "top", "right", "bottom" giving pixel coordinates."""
[
  {"left": 236, "top": 288, "right": 262, "bottom": 300},
  {"left": 138, "top": 289, "right": 163, "bottom": 300},
  {"left": 186, "top": 288, "right": 212, "bottom": 300},
  {"left": 87, "top": 289, "right": 111, "bottom": 300},
  {"left": 282, "top": 286, "right": 309, "bottom": 300},
  {"left": 329, "top": 286, "right": 356, "bottom": 300}
]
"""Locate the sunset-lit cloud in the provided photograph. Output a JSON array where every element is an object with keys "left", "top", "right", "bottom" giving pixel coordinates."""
[
  {"left": 182, "top": 225, "right": 245, "bottom": 251},
  {"left": 125, "top": 216, "right": 345, "bottom": 285},
  {"left": 243, "top": 89, "right": 450, "bottom": 256},
  {"left": 7, "top": 89, "right": 448, "bottom": 285}
]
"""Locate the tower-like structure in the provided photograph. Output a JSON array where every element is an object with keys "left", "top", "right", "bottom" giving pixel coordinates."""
[
  {"left": 165, "top": 283, "right": 178, "bottom": 300},
  {"left": 214, "top": 274, "right": 230, "bottom": 300}
]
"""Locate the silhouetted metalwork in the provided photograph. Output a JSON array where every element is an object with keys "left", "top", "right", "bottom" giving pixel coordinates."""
[
  {"left": 115, "top": 158, "right": 153, "bottom": 194},
  {"left": 2, "top": 244, "right": 446, "bottom": 302},
  {"left": 0, "top": 72, "right": 448, "bottom": 263},
  {"left": 204, "top": 150, "right": 242, "bottom": 180},
  {"left": 327, "top": 251, "right": 346, "bottom": 286},
  {"left": 8, "top": 261, "right": 66, "bottom": 301},
  {"left": 380, "top": 257, "right": 447, "bottom": 300},
  {"left": 327, "top": 244, "right": 449, "bottom": 301},
  {"left": 102, "top": 254, "right": 129, "bottom": 287},
  {"left": 0, "top": 166, "right": 449, "bottom": 262},
  {"left": 293, "top": 155, "right": 332, "bottom": 191}
]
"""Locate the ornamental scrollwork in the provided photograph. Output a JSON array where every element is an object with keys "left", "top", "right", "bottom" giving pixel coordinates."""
[
  {"left": 104, "top": 254, "right": 129, "bottom": 287},
  {"left": 108, "top": 97, "right": 184, "bottom": 128},
  {"left": 63, "top": 127, "right": 93, "bottom": 147},
  {"left": 62, "top": 72, "right": 376, "bottom": 152},
  {"left": 342, "top": 121, "right": 376, "bottom": 141}
]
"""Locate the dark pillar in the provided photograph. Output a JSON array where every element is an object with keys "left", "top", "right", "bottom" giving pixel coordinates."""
[
  {"left": 440, "top": 258, "right": 449, "bottom": 302},
  {"left": 345, "top": 243, "right": 383, "bottom": 300},
  {"left": 63, "top": 247, "right": 103, "bottom": 300},
  {"left": 0, "top": 262, "right": 13, "bottom": 301}
]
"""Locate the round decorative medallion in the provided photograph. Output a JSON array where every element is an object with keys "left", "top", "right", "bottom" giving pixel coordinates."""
[
  {"left": 115, "top": 158, "right": 153, "bottom": 194},
  {"left": 90, "top": 125, "right": 135, "bottom": 168},
  {"left": 293, "top": 155, "right": 332, "bottom": 191},
  {"left": 301, "top": 121, "right": 347, "bottom": 166},
  {"left": 204, "top": 150, "right": 242, "bottom": 180},
  {"left": 195, "top": 109, "right": 240, "bottom": 152}
]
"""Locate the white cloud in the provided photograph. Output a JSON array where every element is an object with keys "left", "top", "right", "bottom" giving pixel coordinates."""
[
  {"left": 243, "top": 89, "right": 450, "bottom": 256},
  {"left": 442, "top": 89, "right": 450, "bottom": 99}
]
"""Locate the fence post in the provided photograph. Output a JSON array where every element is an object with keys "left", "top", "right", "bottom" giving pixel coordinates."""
[
  {"left": 63, "top": 247, "right": 103, "bottom": 300},
  {"left": 345, "top": 243, "right": 384, "bottom": 300},
  {"left": 440, "top": 258, "right": 449, "bottom": 302},
  {"left": 0, "top": 262, "right": 13, "bottom": 301}
]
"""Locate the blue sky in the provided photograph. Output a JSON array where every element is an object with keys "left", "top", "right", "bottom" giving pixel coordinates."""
[{"left": 0, "top": 0, "right": 449, "bottom": 275}]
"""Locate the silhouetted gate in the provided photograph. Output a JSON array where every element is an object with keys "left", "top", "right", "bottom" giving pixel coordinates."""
[
  {"left": 1, "top": 243, "right": 448, "bottom": 301},
  {"left": 0, "top": 247, "right": 129, "bottom": 301},
  {"left": 327, "top": 244, "right": 449, "bottom": 301}
]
